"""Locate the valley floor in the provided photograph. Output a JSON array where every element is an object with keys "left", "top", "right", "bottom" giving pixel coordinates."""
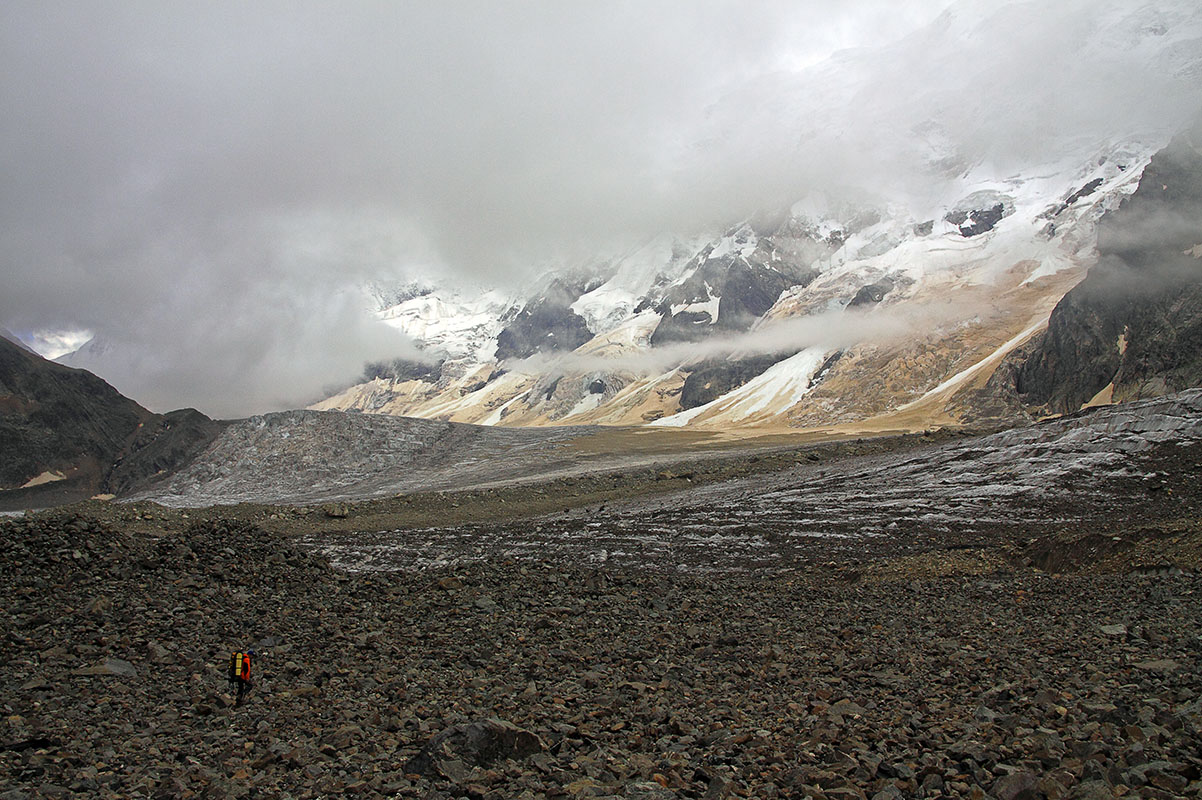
[
  {"left": 2, "top": 391, "right": 1202, "bottom": 799},
  {"left": 2, "top": 520, "right": 1201, "bottom": 799}
]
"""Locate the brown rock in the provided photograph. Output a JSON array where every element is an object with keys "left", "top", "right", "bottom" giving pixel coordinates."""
[
  {"left": 993, "top": 771, "right": 1039, "bottom": 800},
  {"left": 404, "top": 718, "right": 544, "bottom": 776}
]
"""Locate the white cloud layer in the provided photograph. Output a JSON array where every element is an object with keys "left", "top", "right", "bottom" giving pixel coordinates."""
[{"left": 1, "top": 0, "right": 1199, "bottom": 414}]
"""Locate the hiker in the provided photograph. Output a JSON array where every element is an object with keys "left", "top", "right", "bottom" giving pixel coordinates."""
[{"left": 228, "top": 649, "right": 254, "bottom": 705}]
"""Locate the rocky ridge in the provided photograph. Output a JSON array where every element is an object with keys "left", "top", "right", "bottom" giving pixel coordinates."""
[
  {"left": 0, "top": 336, "right": 225, "bottom": 511},
  {"left": 1016, "top": 123, "right": 1202, "bottom": 413}
]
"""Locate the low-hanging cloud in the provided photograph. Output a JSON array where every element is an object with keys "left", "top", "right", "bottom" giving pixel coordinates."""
[
  {"left": 2, "top": 0, "right": 1200, "bottom": 415},
  {"left": 62, "top": 273, "right": 428, "bottom": 419},
  {"left": 506, "top": 299, "right": 982, "bottom": 378}
]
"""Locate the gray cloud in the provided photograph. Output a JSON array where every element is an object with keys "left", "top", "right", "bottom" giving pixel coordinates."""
[
  {"left": 1, "top": 0, "right": 1199, "bottom": 415},
  {"left": 508, "top": 298, "right": 983, "bottom": 378}
]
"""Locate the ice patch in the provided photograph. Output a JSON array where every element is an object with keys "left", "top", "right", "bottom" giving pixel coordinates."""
[
  {"left": 380, "top": 289, "right": 511, "bottom": 360},
  {"left": 571, "top": 234, "right": 707, "bottom": 335},
  {"left": 669, "top": 291, "right": 721, "bottom": 323},
  {"left": 651, "top": 346, "right": 828, "bottom": 426},
  {"left": 709, "top": 227, "right": 758, "bottom": 260},
  {"left": 565, "top": 392, "right": 603, "bottom": 419}
]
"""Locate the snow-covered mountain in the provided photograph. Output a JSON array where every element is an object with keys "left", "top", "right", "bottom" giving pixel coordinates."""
[
  {"left": 316, "top": 144, "right": 1142, "bottom": 428},
  {"left": 315, "top": 0, "right": 1202, "bottom": 432}
]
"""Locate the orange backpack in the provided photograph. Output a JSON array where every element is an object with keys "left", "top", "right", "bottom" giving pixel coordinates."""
[{"left": 228, "top": 651, "right": 251, "bottom": 683}]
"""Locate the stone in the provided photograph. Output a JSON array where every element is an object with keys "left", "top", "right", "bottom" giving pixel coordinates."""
[
  {"left": 323, "top": 503, "right": 350, "bottom": 519},
  {"left": 73, "top": 658, "right": 137, "bottom": 679},
  {"left": 921, "top": 773, "right": 944, "bottom": 793},
  {"left": 437, "top": 758, "right": 470, "bottom": 784},
  {"left": 1125, "top": 761, "right": 1187, "bottom": 792},
  {"left": 828, "top": 699, "right": 868, "bottom": 719},
  {"left": 622, "top": 783, "right": 676, "bottom": 799},
  {"left": 992, "top": 771, "right": 1039, "bottom": 800},
  {"left": 703, "top": 777, "right": 737, "bottom": 799},
  {"left": 404, "top": 719, "right": 544, "bottom": 776},
  {"left": 1067, "top": 781, "right": 1114, "bottom": 800}
]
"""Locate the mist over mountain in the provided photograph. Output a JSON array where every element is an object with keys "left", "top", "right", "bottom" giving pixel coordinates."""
[
  {"left": 309, "top": 3, "right": 1202, "bottom": 432},
  {"left": 2, "top": 0, "right": 1201, "bottom": 417},
  {"left": 5, "top": 11, "right": 1202, "bottom": 794},
  {"left": 1014, "top": 122, "right": 1202, "bottom": 412}
]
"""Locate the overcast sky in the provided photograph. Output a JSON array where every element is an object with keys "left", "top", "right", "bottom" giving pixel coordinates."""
[{"left": 2, "top": 0, "right": 1199, "bottom": 416}]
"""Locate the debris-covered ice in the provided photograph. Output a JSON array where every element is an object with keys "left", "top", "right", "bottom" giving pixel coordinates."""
[{"left": 305, "top": 390, "right": 1202, "bottom": 573}]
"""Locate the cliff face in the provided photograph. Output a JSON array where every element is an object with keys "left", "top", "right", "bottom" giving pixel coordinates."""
[
  {"left": 494, "top": 280, "right": 595, "bottom": 362},
  {"left": 0, "top": 336, "right": 225, "bottom": 509},
  {"left": 1016, "top": 126, "right": 1202, "bottom": 413}
]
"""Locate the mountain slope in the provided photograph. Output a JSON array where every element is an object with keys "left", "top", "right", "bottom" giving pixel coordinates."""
[
  {"left": 0, "top": 336, "right": 225, "bottom": 509},
  {"left": 310, "top": 0, "right": 1202, "bottom": 433},
  {"left": 316, "top": 139, "right": 1154, "bottom": 432},
  {"left": 1015, "top": 124, "right": 1202, "bottom": 413}
]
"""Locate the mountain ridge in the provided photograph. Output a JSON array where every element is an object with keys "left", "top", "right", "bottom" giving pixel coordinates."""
[
  {"left": 0, "top": 336, "right": 226, "bottom": 510},
  {"left": 1014, "top": 123, "right": 1202, "bottom": 413},
  {"left": 316, "top": 135, "right": 1166, "bottom": 432}
]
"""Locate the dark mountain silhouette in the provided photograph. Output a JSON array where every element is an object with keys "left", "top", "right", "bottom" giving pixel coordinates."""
[{"left": 0, "top": 334, "right": 226, "bottom": 510}]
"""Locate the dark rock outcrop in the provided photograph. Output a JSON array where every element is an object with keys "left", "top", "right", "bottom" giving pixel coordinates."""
[
  {"left": 715, "top": 261, "right": 804, "bottom": 329},
  {"left": 946, "top": 203, "right": 1006, "bottom": 237},
  {"left": 362, "top": 357, "right": 445, "bottom": 384},
  {"left": 848, "top": 278, "right": 895, "bottom": 308},
  {"left": 945, "top": 191, "right": 1015, "bottom": 237},
  {"left": 650, "top": 259, "right": 814, "bottom": 346},
  {"left": 495, "top": 281, "right": 593, "bottom": 362},
  {"left": 680, "top": 355, "right": 785, "bottom": 410},
  {"left": 1057, "top": 177, "right": 1105, "bottom": 214},
  {"left": 648, "top": 219, "right": 822, "bottom": 347},
  {"left": 1016, "top": 125, "right": 1202, "bottom": 412},
  {"left": 0, "top": 336, "right": 225, "bottom": 508},
  {"left": 648, "top": 306, "right": 717, "bottom": 346}
]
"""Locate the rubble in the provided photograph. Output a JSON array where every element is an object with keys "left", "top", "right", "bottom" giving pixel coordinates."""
[{"left": 3, "top": 511, "right": 1201, "bottom": 797}]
